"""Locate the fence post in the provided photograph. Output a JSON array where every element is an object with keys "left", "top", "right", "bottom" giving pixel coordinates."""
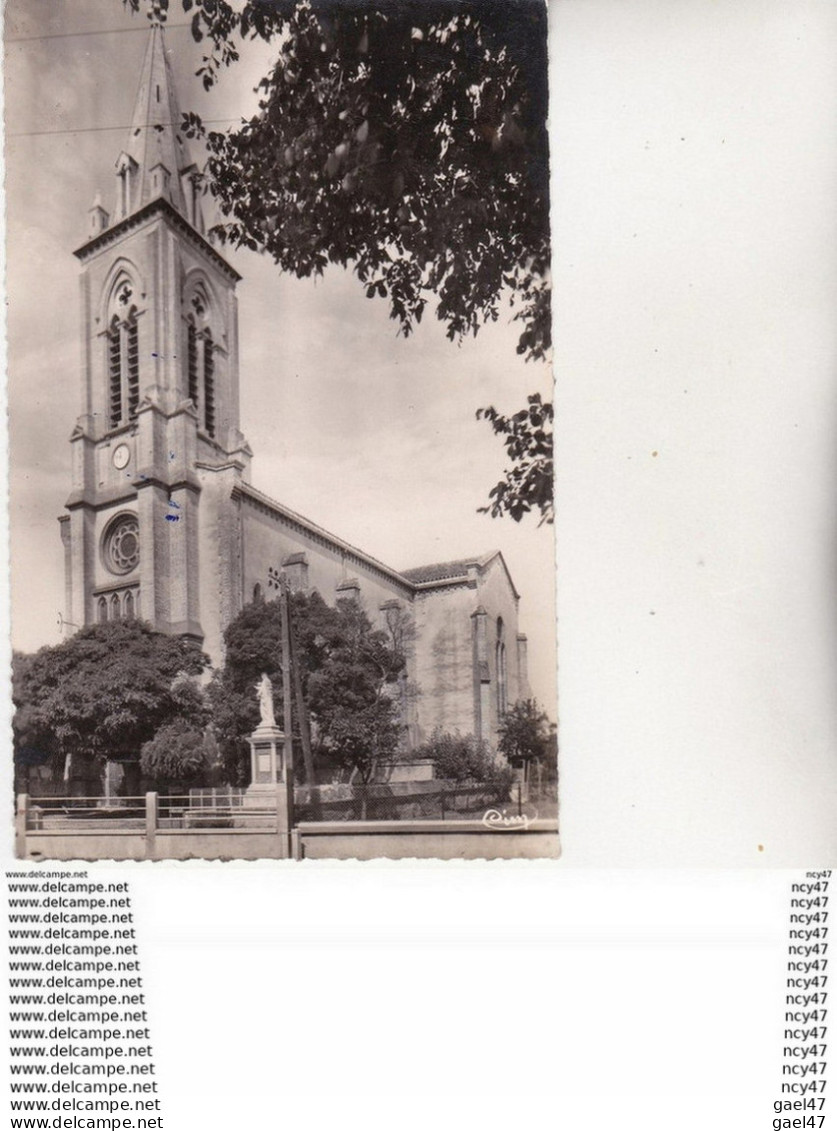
[
  {"left": 145, "top": 793, "right": 158, "bottom": 860},
  {"left": 15, "top": 794, "right": 29, "bottom": 858},
  {"left": 517, "top": 782, "right": 522, "bottom": 817}
]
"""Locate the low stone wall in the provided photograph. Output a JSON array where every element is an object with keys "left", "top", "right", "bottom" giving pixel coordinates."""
[
  {"left": 25, "top": 832, "right": 148, "bottom": 862},
  {"left": 24, "top": 829, "right": 290, "bottom": 862},
  {"left": 18, "top": 791, "right": 558, "bottom": 861},
  {"left": 294, "top": 820, "right": 560, "bottom": 861},
  {"left": 23, "top": 822, "right": 559, "bottom": 862}
]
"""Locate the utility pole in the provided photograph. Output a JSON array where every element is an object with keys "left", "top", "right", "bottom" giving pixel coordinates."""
[
  {"left": 279, "top": 582, "right": 295, "bottom": 831},
  {"left": 287, "top": 610, "right": 316, "bottom": 785}
]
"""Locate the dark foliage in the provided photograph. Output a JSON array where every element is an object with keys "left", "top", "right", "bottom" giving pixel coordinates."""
[
  {"left": 211, "top": 590, "right": 407, "bottom": 784},
  {"left": 415, "top": 727, "right": 514, "bottom": 789},
  {"left": 13, "top": 621, "right": 209, "bottom": 785},
  {"left": 125, "top": 0, "right": 553, "bottom": 520},
  {"left": 497, "top": 697, "right": 553, "bottom": 766},
  {"left": 477, "top": 393, "right": 553, "bottom": 523},
  {"left": 140, "top": 718, "right": 211, "bottom": 789}
]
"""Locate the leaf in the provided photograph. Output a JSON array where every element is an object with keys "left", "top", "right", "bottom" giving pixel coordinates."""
[{"left": 180, "top": 0, "right": 552, "bottom": 522}]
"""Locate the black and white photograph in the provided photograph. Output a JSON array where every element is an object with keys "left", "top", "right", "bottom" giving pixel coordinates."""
[
  {"left": 7, "top": 0, "right": 558, "bottom": 860},
  {"left": 5, "top": 2, "right": 837, "bottom": 1127}
]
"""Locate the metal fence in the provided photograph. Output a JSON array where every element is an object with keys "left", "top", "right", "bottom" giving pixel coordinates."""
[
  {"left": 22, "top": 779, "right": 557, "bottom": 831},
  {"left": 24, "top": 793, "right": 275, "bottom": 832},
  {"left": 188, "top": 787, "right": 247, "bottom": 808},
  {"left": 293, "top": 780, "right": 524, "bottom": 822},
  {"left": 24, "top": 795, "right": 148, "bottom": 832},
  {"left": 157, "top": 794, "right": 277, "bottom": 830}
]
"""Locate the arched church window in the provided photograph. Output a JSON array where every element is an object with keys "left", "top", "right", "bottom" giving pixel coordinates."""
[
  {"left": 184, "top": 285, "right": 220, "bottom": 439},
  {"left": 108, "top": 317, "right": 122, "bottom": 428},
  {"left": 496, "top": 617, "right": 508, "bottom": 716},
  {"left": 124, "top": 590, "right": 135, "bottom": 619},
  {"left": 187, "top": 319, "right": 199, "bottom": 409},
  {"left": 102, "top": 513, "right": 140, "bottom": 576},
  {"left": 204, "top": 330, "right": 216, "bottom": 438},
  {"left": 253, "top": 583, "right": 263, "bottom": 603},
  {"left": 98, "top": 596, "right": 108, "bottom": 624},
  {"left": 110, "top": 593, "right": 121, "bottom": 621},
  {"left": 106, "top": 280, "right": 141, "bottom": 430},
  {"left": 126, "top": 313, "right": 139, "bottom": 421}
]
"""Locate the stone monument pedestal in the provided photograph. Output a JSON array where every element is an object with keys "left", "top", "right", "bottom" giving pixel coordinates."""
[
  {"left": 244, "top": 723, "right": 293, "bottom": 855},
  {"left": 246, "top": 723, "right": 285, "bottom": 798}
]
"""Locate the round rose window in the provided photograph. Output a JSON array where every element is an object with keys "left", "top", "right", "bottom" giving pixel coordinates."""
[{"left": 103, "top": 514, "right": 140, "bottom": 575}]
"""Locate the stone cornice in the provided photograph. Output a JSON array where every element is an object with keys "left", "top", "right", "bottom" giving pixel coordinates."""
[
  {"left": 64, "top": 486, "right": 137, "bottom": 512},
  {"left": 232, "top": 482, "right": 415, "bottom": 598},
  {"left": 413, "top": 576, "right": 477, "bottom": 594},
  {"left": 74, "top": 197, "right": 241, "bottom": 284}
]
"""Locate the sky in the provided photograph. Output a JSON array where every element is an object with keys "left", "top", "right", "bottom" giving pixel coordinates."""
[{"left": 3, "top": 0, "right": 556, "bottom": 705}]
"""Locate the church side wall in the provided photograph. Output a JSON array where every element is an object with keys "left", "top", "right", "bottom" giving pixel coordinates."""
[
  {"left": 238, "top": 497, "right": 413, "bottom": 624},
  {"left": 411, "top": 585, "right": 478, "bottom": 745},
  {"left": 195, "top": 467, "right": 244, "bottom": 668},
  {"left": 473, "top": 557, "right": 526, "bottom": 741},
  {"left": 410, "top": 558, "right": 525, "bottom": 749}
]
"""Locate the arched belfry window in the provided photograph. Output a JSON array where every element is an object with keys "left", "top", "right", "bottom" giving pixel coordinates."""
[
  {"left": 496, "top": 617, "right": 508, "bottom": 717},
  {"left": 185, "top": 286, "right": 218, "bottom": 439},
  {"left": 204, "top": 328, "right": 215, "bottom": 438},
  {"left": 107, "top": 280, "right": 141, "bottom": 430}
]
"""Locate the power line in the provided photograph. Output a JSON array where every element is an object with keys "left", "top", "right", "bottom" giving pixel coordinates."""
[
  {"left": 7, "top": 119, "right": 241, "bottom": 140},
  {"left": 6, "top": 22, "right": 194, "bottom": 44}
]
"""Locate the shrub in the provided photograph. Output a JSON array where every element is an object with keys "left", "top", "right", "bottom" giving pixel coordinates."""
[
  {"left": 140, "top": 719, "right": 210, "bottom": 791},
  {"left": 418, "top": 729, "right": 512, "bottom": 787}
]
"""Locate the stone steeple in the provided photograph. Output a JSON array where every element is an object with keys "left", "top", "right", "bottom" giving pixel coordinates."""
[
  {"left": 112, "top": 20, "right": 203, "bottom": 229},
  {"left": 65, "top": 9, "right": 248, "bottom": 655}
]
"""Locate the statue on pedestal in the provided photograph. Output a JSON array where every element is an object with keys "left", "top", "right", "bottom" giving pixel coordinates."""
[{"left": 255, "top": 673, "right": 276, "bottom": 728}]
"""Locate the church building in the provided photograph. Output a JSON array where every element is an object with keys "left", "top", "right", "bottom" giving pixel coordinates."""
[{"left": 59, "top": 22, "right": 529, "bottom": 750}]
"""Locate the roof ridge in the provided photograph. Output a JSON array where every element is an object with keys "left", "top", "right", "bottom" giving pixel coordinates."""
[{"left": 235, "top": 481, "right": 413, "bottom": 591}]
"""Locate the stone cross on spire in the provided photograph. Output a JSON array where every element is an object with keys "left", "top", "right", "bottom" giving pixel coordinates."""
[{"left": 148, "top": 0, "right": 167, "bottom": 25}]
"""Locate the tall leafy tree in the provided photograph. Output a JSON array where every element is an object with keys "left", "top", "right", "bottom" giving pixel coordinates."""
[
  {"left": 210, "top": 590, "right": 407, "bottom": 784},
  {"left": 124, "top": 0, "right": 553, "bottom": 522},
  {"left": 497, "top": 697, "right": 553, "bottom": 769},
  {"left": 13, "top": 621, "right": 209, "bottom": 795}
]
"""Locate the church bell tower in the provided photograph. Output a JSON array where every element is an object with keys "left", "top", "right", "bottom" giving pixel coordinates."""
[{"left": 60, "top": 19, "right": 251, "bottom": 649}]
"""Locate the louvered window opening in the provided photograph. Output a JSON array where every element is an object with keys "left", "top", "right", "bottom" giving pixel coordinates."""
[
  {"left": 187, "top": 321, "right": 199, "bottom": 409},
  {"left": 126, "top": 318, "right": 139, "bottom": 420},
  {"left": 204, "top": 332, "right": 215, "bottom": 438},
  {"left": 108, "top": 319, "right": 122, "bottom": 428}
]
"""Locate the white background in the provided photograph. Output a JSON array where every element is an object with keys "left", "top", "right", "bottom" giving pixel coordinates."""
[
  {"left": 555, "top": 0, "right": 837, "bottom": 866},
  {"left": 4, "top": 0, "right": 837, "bottom": 1125}
]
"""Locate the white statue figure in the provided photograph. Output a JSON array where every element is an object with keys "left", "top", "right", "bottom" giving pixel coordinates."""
[{"left": 255, "top": 673, "right": 276, "bottom": 727}]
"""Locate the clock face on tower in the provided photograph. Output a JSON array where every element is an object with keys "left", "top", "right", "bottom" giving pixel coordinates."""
[{"left": 112, "top": 443, "right": 130, "bottom": 471}]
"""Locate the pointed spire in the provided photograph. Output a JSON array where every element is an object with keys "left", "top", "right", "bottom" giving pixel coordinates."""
[{"left": 114, "top": 21, "right": 202, "bottom": 227}]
